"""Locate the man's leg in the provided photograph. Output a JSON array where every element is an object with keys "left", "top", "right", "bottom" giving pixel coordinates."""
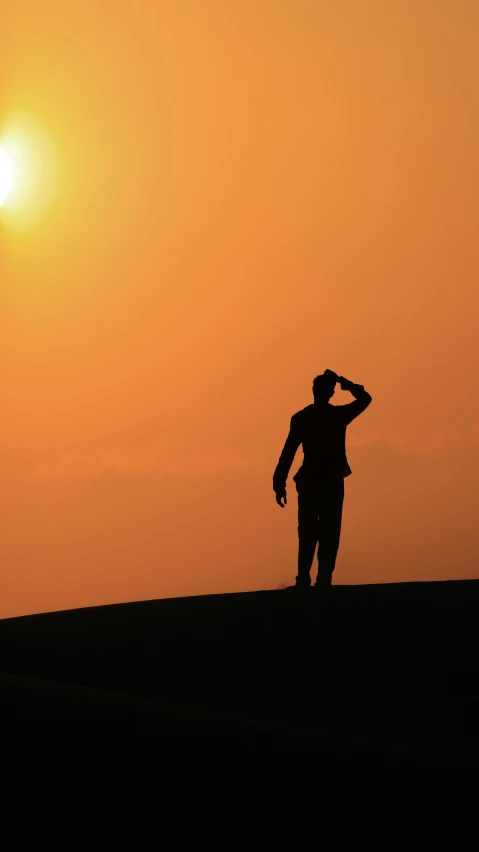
[
  {"left": 316, "top": 476, "right": 345, "bottom": 586},
  {"left": 296, "top": 483, "right": 320, "bottom": 587}
]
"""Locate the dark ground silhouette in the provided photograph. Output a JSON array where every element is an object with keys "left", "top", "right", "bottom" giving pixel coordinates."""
[
  {"left": 1, "top": 580, "right": 479, "bottom": 764},
  {"left": 273, "top": 370, "right": 372, "bottom": 587}
]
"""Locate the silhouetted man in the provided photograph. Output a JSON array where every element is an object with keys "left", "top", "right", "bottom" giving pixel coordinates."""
[{"left": 273, "top": 370, "right": 372, "bottom": 589}]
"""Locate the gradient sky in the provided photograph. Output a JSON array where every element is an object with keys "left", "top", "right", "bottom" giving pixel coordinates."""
[{"left": 1, "top": 0, "right": 478, "bottom": 617}]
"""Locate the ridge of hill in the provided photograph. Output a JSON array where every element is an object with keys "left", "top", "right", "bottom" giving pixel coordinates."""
[{"left": 1, "top": 580, "right": 478, "bottom": 763}]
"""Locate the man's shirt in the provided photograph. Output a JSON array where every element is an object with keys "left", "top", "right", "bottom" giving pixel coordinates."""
[{"left": 272, "top": 387, "right": 372, "bottom": 491}]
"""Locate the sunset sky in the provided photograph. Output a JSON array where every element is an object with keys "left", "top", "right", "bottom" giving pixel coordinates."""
[{"left": 1, "top": 1, "right": 478, "bottom": 618}]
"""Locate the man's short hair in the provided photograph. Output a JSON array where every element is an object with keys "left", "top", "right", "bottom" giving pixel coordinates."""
[{"left": 313, "top": 374, "right": 336, "bottom": 395}]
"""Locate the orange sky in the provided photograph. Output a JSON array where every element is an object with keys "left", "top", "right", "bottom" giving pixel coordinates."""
[{"left": 1, "top": 0, "right": 478, "bottom": 617}]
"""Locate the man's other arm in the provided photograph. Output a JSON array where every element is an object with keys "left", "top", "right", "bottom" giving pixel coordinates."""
[
  {"left": 337, "top": 376, "right": 372, "bottom": 424},
  {"left": 272, "top": 414, "right": 302, "bottom": 503}
]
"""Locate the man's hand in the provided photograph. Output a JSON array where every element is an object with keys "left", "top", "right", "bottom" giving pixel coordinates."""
[
  {"left": 324, "top": 369, "right": 339, "bottom": 382},
  {"left": 338, "top": 375, "right": 351, "bottom": 391},
  {"left": 326, "top": 370, "right": 364, "bottom": 394},
  {"left": 338, "top": 375, "right": 362, "bottom": 392},
  {"left": 275, "top": 488, "right": 287, "bottom": 508}
]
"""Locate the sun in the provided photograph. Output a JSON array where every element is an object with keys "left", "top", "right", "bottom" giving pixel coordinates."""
[{"left": 0, "top": 147, "right": 13, "bottom": 206}]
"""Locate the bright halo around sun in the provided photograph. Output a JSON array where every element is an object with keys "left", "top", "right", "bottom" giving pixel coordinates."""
[
  {"left": 0, "top": 147, "right": 13, "bottom": 206},
  {"left": 0, "top": 113, "right": 61, "bottom": 230}
]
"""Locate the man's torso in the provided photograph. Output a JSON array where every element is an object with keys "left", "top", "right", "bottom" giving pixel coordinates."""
[{"left": 292, "top": 403, "right": 352, "bottom": 484}]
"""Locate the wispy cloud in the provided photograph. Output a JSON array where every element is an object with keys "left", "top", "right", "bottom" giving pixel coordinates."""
[
  {"left": 31, "top": 423, "right": 479, "bottom": 481},
  {"left": 32, "top": 446, "right": 256, "bottom": 480},
  {"left": 349, "top": 427, "right": 472, "bottom": 460}
]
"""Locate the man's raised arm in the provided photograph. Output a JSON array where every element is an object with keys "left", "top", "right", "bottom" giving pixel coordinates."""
[
  {"left": 272, "top": 415, "right": 301, "bottom": 506},
  {"left": 337, "top": 375, "right": 372, "bottom": 424}
]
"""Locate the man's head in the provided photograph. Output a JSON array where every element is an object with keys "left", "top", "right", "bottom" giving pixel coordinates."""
[{"left": 312, "top": 373, "right": 336, "bottom": 404}]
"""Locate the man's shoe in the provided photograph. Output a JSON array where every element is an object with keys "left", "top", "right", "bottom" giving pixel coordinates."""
[
  {"left": 314, "top": 577, "right": 332, "bottom": 590},
  {"left": 295, "top": 577, "right": 312, "bottom": 589}
]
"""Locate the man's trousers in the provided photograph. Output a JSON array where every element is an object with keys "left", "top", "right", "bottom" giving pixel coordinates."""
[{"left": 295, "top": 475, "right": 345, "bottom": 586}]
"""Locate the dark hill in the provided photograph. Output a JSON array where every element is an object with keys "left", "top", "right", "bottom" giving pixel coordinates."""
[{"left": 1, "top": 580, "right": 479, "bottom": 764}]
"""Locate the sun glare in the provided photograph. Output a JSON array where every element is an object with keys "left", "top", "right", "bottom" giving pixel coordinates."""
[
  {"left": 0, "top": 147, "right": 13, "bottom": 206},
  {"left": 0, "top": 113, "right": 61, "bottom": 230}
]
